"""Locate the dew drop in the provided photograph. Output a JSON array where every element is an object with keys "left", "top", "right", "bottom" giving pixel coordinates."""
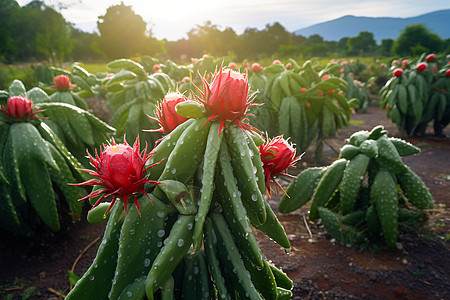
[
  {"left": 144, "top": 258, "right": 151, "bottom": 267},
  {"left": 177, "top": 238, "right": 185, "bottom": 247}
]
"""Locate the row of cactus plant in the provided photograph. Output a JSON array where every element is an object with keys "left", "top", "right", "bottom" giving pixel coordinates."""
[
  {"left": 0, "top": 76, "right": 115, "bottom": 235},
  {"left": 379, "top": 53, "right": 450, "bottom": 136},
  {"left": 279, "top": 125, "right": 434, "bottom": 248},
  {"left": 66, "top": 66, "right": 296, "bottom": 299},
  {"left": 249, "top": 59, "right": 358, "bottom": 161}
]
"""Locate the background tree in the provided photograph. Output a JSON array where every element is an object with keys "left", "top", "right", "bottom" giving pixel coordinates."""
[
  {"left": 0, "top": 0, "right": 20, "bottom": 62},
  {"left": 378, "top": 38, "right": 394, "bottom": 56},
  {"left": 98, "top": 2, "right": 150, "bottom": 59},
  {"left": 347, "top": 31, "right": 376, "bottom": 56},
  {"left": 393, "top": 24, "right": 444, "bottom": 56}
]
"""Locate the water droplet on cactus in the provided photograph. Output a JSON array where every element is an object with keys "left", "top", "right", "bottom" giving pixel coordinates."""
[
  {"left": 156, "top": 211, "right": 165, "bottom": 218},
  {"left": 187, "top": 222, "right": 193, "bottom": 230},
  {"left": 129, "top": 229, "right": 135, "bottom": 235},
  {"left": 144, "top": 258, "right": 151, "bottom": 267},
  {"left": 157, "top": 229, "right": 165, "bottom": 237},
  {"left": 171, "top": 168, "right": 176, "bottom": 174},
  {"left": 193, "top": 266, "right": 199, "bottom": 275},
  {"left": 177, "top": 238, "right": 185, "bottom": 247},
  {"left": 127, "top": 291, "right": 133, "bottom": 297},
  {"left": 89, "top": 275, "right": 95, "bottom": 281}
]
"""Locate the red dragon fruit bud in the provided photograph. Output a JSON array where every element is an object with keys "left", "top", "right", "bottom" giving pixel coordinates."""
[
  {"left": 416, "top": 62, "right": 427, "bottom": 71},
  {"left": 73, "top": 137, "right": 160, "bottom": 216},
  {"left": 149, "top": 92, "right": 189, "bottom": 134},
  {"left": 252, "top": 63, "right": 263, "bottom": 73},
  {"left": 228, "top": 62, "right": 238, "bottom": 69},
  {"left": 53, "top": 75, "right": 75, "bottom": 91},
  {"left": 393, "top": 68, "right": 403, "bottom": 77},
  {"left": 196, "top": 67, "right": 258, "bottom": 134},
  {"left": 0, "top": 96, "right": 45, "bottom": 120},
  {"left": 426, "top": 53, "right": 436, "bottom": 62},
  {"left": 259, "top": 135, "right": 301, "bottom": 195}
]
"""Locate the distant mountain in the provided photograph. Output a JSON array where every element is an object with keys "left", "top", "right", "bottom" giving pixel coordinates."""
[{"left": 294, "top": 9, "right": 450, "bottom": 43}]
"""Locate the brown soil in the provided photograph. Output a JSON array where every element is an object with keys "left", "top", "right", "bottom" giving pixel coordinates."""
[{"left": 1, "top": 102, "right": 449, "bottom": 300}]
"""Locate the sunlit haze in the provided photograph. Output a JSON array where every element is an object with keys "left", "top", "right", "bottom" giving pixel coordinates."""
[{"left": 16, "top": 0, "right": 450, "bottom": 41}]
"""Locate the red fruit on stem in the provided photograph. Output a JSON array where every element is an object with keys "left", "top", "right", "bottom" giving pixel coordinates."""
[
  {"left": 0, "top": 96, "right": 45, "bottom": 120},
  {"left": 401, "top": 60, "right": 409, "bottom": 68},
  {"left": 149, "top": 92, "right": 189, "bottom": 134},
  {"left": 252, "top": 63, "right": 263, "bottom": 73},
  {"left": 195, "top": 67, "right": 258, "bottom": 134},
  {"left": 228, "top": 62, "right": 238, "bottom": 69},
  {"left": 53, "top": 75, "right": 75, "bottom": 91},
  {"left": 446, "top": 69, "right": 450, "bottom": 77},
  {"left": 259, "top": 135, "right": 301, "bottom": 195},
  {"left": 416, "top": 62, "right": 427, "bottom": 71},
  {"left": 393, "top": 68, "right": 403, "bottom": 77},
  {"left": 426, "top": 53, "right": 436, "bottom": 62},
  {"left": 73, "top": 137, "right": 160, "bottom": 216}
]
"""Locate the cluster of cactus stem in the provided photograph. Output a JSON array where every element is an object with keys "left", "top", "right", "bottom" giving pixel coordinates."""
[
  {"left": 0, "top": 79, "right": 113, "bottom": 234},
  {"left": 279, "top": 125, "right": 434, "bottom": 248},
  {"left": 67, "top": 120, "right": 293, "bottom": 300}
]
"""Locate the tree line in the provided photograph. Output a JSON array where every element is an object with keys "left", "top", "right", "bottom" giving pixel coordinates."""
[{"left": 1, "top": 0, "right": 449, "bottom": 65}]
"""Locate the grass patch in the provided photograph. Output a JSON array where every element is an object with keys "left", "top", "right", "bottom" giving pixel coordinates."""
[{"left": 349, "top": 120, "right": 365, "bottom": 126}]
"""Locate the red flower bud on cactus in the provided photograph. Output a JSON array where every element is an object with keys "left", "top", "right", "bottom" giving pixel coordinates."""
[
  {"left": 426, "top": 54, "right": 436, "bottom": 62},
  {"left": 182, "top": 76, "right": 190, "bottom": 83},
  {"left": 322, "top": 75, "right": 330, "bottom": 80},
  {"left": 73, "top": 137, "right": 160, "bottom": 216},
  {"left": 401, "top": 60, "right": 409, "bottom": 69},
  {"left": 53, "top": 75, "right": 75, "bottom": 91},
  {"left": 153, "top": 64, "right": 160, "bottom": 70},
  {"left": 286, "top": 63, "right": 292, "bottom": 69},
  {"left": 1, "top": 96, "right": 45, "bottom": 120},
  {"left": 339, "top": 68, "right": 344, "bottom": 74},
  {"left": 393, "top": 68, "right": 403, "bottom": 77},
  {"left": 273, "top": 59, "right": 281, "bottom": 65},
  {"left": 328, "top": 90, "right": 335, "bottom": 95},
  {"left": 228, "top": 62, "right": 238, "bottom": 69},
  {"left": 149, "top": 92, "right": 189, "bottom": 134},
  {"left": 416, "top": 62, "right": 427, "bottom": 71},
  {"left": 252, "top": 63, "right": 263, "bottom": 73},
  {"left": 305, "top": 102, "right": 311, "bottom": 108},
  {"left": 196, "top": 67, "right": 258, "bottom": 134},
  {"left": 259, "top": 135, "right": 301, "bottom": 194},
  {"left": 386, "top": 103, "right": 390, "bottom": 111},
  {"left": 243, "top": 61, "right": 249, "bottom": 67},
  {"left": 392, "top": 60, "right": 399, "bottom": 66},
  {"left": 301, "top": 88, "right": 307, "bottom": 93},
  {"left": 446, "top": 69, "right": 450, "bottom": 77}
]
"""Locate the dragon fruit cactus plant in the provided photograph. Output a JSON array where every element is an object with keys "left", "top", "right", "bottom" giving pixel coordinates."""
[
  {"left": 0, "top": 80, "right": 94, "bottom": 235},
  {"left": 67, "top": 66, "right": 295, "bottom": 300}
]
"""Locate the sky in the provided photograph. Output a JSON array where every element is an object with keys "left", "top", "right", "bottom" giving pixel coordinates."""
[{"left": 16, "top": 0, "right": 450, "bottom": 41}]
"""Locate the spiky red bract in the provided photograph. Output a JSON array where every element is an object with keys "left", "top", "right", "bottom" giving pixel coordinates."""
[
  {"left": 194, "top": 67, "right": 260, "bottom": 134},
  {"left": 259, "top": 135, "right": 301, "bottom": 195},
  {"left": 0, "top": 96, "right": 45, "bottom": 120},
  {"left": 72, "top": 137, "right": 160, "bottom": 216},
  {"left": 148, "top": 92, "right": 189, "bottom": 134},
  {"left": 53, "top": 75, "right": 75, "bottom": 91}
]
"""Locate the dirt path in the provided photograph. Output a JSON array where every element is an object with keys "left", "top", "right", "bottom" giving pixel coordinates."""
[{"left": 0, "top": 104, "right": 449, "bottom": 299}]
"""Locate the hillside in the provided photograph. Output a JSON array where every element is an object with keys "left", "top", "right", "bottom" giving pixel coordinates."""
[{"left": 294, "top": 9, "right": 450, "bottom": 42}]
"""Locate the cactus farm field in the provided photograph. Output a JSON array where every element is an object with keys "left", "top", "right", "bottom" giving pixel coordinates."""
[{"left": 0, "top": 102, "right": 449, "bottom": 300}]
